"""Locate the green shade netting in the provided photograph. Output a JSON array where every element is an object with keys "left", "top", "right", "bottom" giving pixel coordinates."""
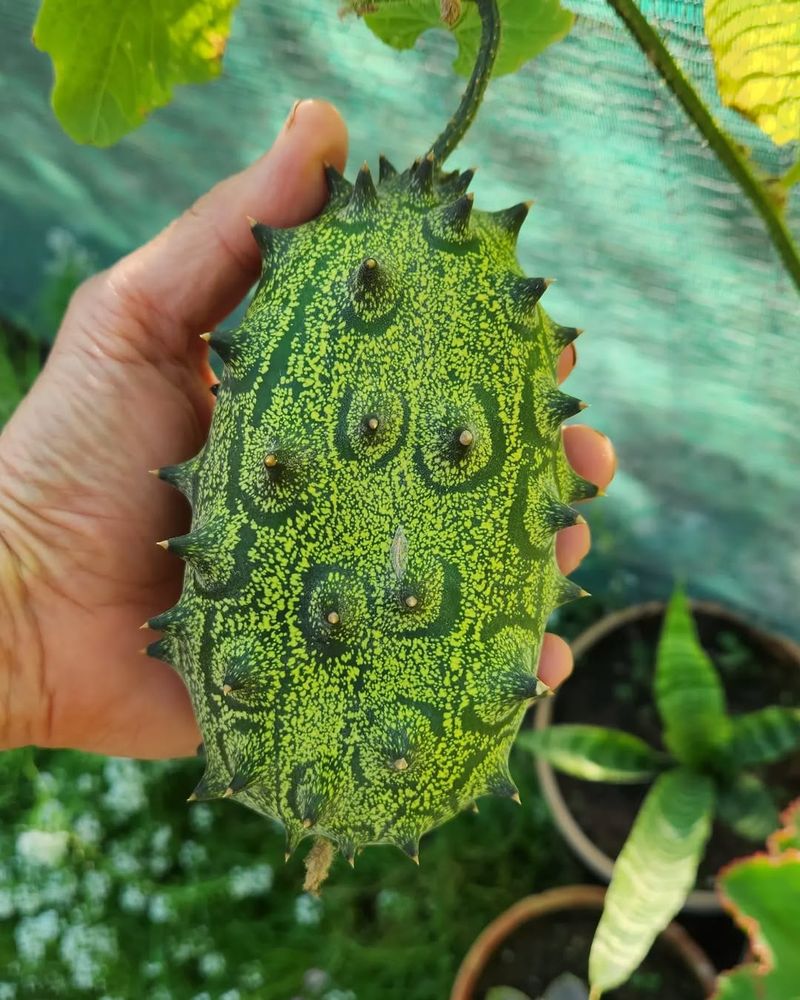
[{"left": 1, "top": 0, "right": 798, "bottom": 635}]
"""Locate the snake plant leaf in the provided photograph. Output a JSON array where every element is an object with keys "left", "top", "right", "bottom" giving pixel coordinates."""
[
  {"left": 33, "top": 0, "right": 239, "bottom": 146},
  {"left": 363, "top": 0, "right": 574, "bottom": 79},
  {"left": 588, "top": 768, "right": 715, "bottom": 994},
  {"left": 654, "top": 587, "right": 731, "bottom": 767},
  {"left": 705, "top": 0, "right": 800, "bottom": 145},
  {"left": 726, "top": 706, "right": 800, "bottom": 768},
  {"left": 716, "top": 803, "right": 800, "bottom": 1000},
  {"left": 517, "top": 725, "right": 664, "bottom": 783},
  {"left": 717, "top": 772, "right": 780, "bottom": 842}
]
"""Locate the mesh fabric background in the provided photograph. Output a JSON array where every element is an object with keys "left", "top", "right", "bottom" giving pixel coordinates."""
[{"left": 2, "top": 0, "right": 798, "bottom": 634}]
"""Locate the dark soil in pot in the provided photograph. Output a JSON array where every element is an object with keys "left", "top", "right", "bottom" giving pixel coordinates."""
[
  {"left": 474, "top": 909, "right": 705, "bottom": 999},
  {"left": 552, "top": 606, "right": 800, "bottom": 887}
]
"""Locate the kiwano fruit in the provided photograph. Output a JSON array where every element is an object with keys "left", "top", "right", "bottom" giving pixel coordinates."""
[{"left": 147, "top": 0, "right": 595, "bottom": 879}]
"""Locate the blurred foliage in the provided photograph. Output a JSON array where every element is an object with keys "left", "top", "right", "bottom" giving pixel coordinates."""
[
  {"left": 33, "top": 0, "right": 240, "bottom": 146},
  {"left": 362, "top": 0, "right": 573, "bottom": 78},
  {"left": 0, "top": 741, "right": 580, "bottom": 999},
  {"left": 715, "top": 800, "right": 800, "bottom": 1000},
  {"left": 705, "top": 0, "right": 800, "bottom": 146}
]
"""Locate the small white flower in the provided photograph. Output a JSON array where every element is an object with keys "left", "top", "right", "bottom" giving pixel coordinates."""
[
  {"left": 109, "top": 847, "right": 141, "bottom": 877},
  {"left": 219, "top": 991, "right": 241, "bottom": 1000},
  {"left": 178, "top": 839, "right": 207, "bottom": 870},
  {"left": 0, "top": 982, "right": 17, "bottom": 999},
  {"left": 240, "top": 966, "right": 264, "bottom": 990},
  {"left": 322, "top": 991, "right": 357, "bottom": 1000},
  {"left": 148, "top": 894, "right": 174, "bottom": 924},
  {"left": 304, "top": 968, "right": 330, "bottom": 993},
  {"left": 15, "top": 909, "right": 60, "bottom": 964},
  {"left": 120, "top": 885, "right": 147, "bottom": 913},
  {"left": 74, "top": 814, "right": 102, "bottom": 846},
  {"left": 151, "top": 824, "right": 171, "bottom": 853},
  {"left": 294, "top": 893, "right": 322, "bottom": 927},
  {"left": 229, "top": 863, "right": 274, "bottom": 899},
  {"left": 76, "top": 774, "right": 96, "bottom": 793},
  {"left": 102, "top": 758, "right": 147, "bottom": 819},
  {"left": 60, "top": 922, "right": 117, "bottom": 991},
  {"left": 143, "top": 960, "right": 163, "bottom": 979},
  {"left": 190, "top": 993, "right": 212, "bottom": 1000},
  {"left": 40, "top": 869, "right": 79, "bottom": 908},
  {"left": 35, "top": 771, "right": 58, "bottom": 795},
  {"left": 16, "top": 830, "right": 69, "bottom": 867},
  {"left": 149, "top": 855, "right": 170, "bottom": 877},
  {"left": 198, "top": 951, "right": 225, "bottom": 978},
  {"left": 83, "top": 870, "right": 110, "bottom": 904},
  {"left": 12, "top": 884, "right": 42, "bottom": 916},
  {"left": 189, "top": 804, "right": 214, "bottom": 833},
  {"left": 0, "top": 889, "right": 14, "bottom": 919}
]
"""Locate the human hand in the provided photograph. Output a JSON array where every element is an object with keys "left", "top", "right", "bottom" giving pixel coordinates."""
[{"left": 0, "top": 100, "right": 615, "bottom": 760}]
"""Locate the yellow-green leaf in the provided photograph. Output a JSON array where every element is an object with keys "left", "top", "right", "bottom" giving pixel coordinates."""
[
  {"left": 33, "top": 0, "right": 239, "bottom": 146},
  {"left": 589, "top": 768, "right": 715, "bottom": 993},
  {"left": 705, "top": 0, "right": 800, "bottom": 144},
  {"left": 364, "top": 0, "right": 574, "bottom": 79}
]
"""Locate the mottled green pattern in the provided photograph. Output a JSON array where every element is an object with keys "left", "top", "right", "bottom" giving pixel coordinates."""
[{"left": 150, "top": 157, "right": 594, "bottom": 862}]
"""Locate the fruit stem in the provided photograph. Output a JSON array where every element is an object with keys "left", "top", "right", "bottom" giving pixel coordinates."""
[{"left": 428, "top": 0, "right": 500, "bottom": 164}]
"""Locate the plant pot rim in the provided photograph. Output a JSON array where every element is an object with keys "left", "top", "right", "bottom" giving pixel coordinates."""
[
  {"left": 449, "top": 883, "right": 717, "bottom": 1000},
  {"left": 533, "top": 599, "right": 800, "bottom": 913}
]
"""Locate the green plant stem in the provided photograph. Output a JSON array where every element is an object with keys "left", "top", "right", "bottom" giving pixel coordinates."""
[
  {"left": 782, "top": 158, "right": 800, "bottom": 192},
  {"left": 429, "top": 0, "right": 500, "bottom": 162},
  {"left": 605, "top": 0, "right": 800, "bottom": 294}
]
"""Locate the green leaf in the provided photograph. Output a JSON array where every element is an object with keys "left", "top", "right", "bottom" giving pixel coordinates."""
[
  {"left": 588, "top": 768, "right": 715, "bottom": 994},
  {"left": 717, "top": 772, "right": 780, "bottom": 842},
  {"left": 517, "top": 726, "right": 664, "bottom": 783},
  {"left": 726, "top": 707, "right": 800, "bottom": 768},
  {"left": 654, "top": 587, "right": 731, "bottom": 767},
  {"left": 363, "top": 0, "right": 574, "bottom": 79},
  {"left": 33, "top": 0, "right": 239, "bottom": 146},
  {"left": 705, "top": 0, "right": 800, "bottom": 145},
  {"left": 486, "top": 989, "right": 533, "bottom": 1000},
  {"left": 716, "top": 851, "right": 800, "bottom": 999}
]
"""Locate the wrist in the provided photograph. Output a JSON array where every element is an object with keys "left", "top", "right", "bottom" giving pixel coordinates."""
[{"left": 0, "top": 474, "right": 47, "bottom": 750}]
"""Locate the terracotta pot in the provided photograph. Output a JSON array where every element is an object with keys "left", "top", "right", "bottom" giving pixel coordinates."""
[
  {"left": 533, "top": 600, "right": 800, "bottom": 913},
  {"left": 450, "top": 884, "right": 716, "bottom": 1000}
]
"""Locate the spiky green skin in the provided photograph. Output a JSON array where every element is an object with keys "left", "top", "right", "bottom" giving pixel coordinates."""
[{"left": 151, "top": 158, "right": 593, "bottom": 862}]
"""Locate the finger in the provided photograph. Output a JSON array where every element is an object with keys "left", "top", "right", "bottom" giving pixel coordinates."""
[
  {"left": 556, "top": 521, "right": 591, "bottom": 576},
  {"left": 563, "top": 424, "right": 617, "bottom": 494},
  {"left": 556, "top": 344, "right": 576, "bottom": 384},
  {"left": 537, "top": 632, "right": 573, "bottom": 689},
  {"left": 108, "top": 99, "right": 349, "bottom": 346}
]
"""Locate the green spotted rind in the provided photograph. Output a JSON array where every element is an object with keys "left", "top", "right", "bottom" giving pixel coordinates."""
[{"left": 150, "top": 156, "right": 594, "bottom": 862}]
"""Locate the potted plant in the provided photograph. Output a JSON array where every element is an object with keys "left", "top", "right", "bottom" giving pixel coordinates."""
[
  {"left": 450, "top": 884, "right": 716, "bottom": 1000},
  {"left": 518, "top": 588, "right": 800, "bottom": 994},
  {"left": 714, "top": 799, "right": 800, "bottom": 999}
]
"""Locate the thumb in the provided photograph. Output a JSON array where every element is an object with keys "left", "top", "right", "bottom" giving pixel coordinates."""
[{"left": 102, "top": 99, "right": 348, "bottom": 349}]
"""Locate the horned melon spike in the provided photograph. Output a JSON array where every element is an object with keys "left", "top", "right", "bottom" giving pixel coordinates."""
[
  {"left": 150, "top": 0, "right": 600, "bottom": 885},
  {"left": 323, "top": 163, "right": 352, "bottom": 206},
  {"left": 343, "top": 162, "right": 378, "bottom": 218},
  {"left": 425, "top": 194, "right": 475, "bottom": 245},
  {"left": 378, "top": 154, "right": 397, "bottom": 182}
]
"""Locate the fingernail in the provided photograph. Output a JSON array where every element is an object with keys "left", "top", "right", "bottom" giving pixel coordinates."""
[{"left": 282, "top": 99, "right": 313, "bottom": 133}]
